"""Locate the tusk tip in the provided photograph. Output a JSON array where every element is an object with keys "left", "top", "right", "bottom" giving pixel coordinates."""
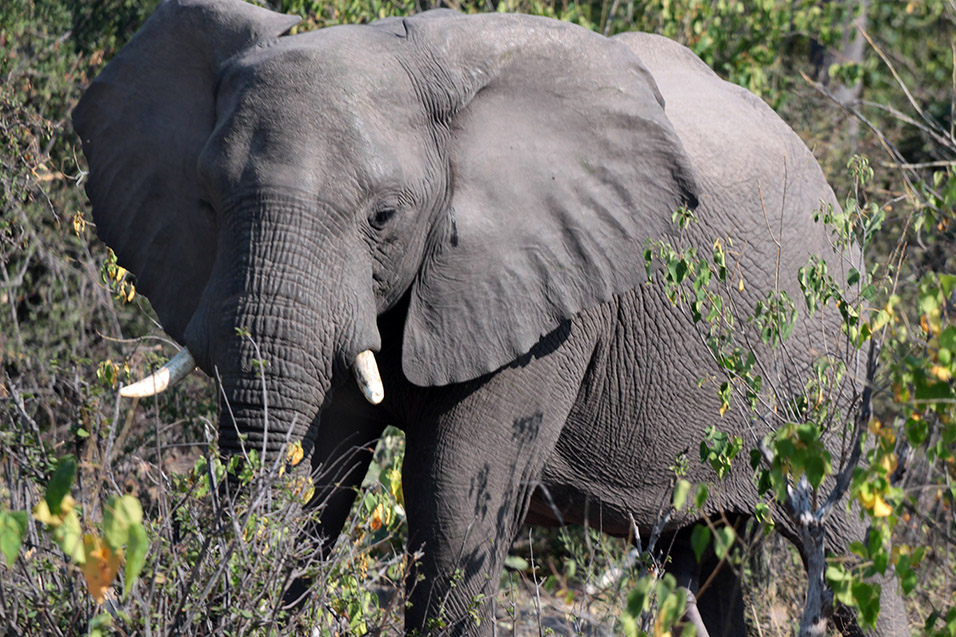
[
  {"left": 353, "top": 349, "right": 385, "bottom": 406},
  {"left": 119, "top": 348, "right": 196, "bottom": 398},
  {"left": 364, "top": 386, "right": 385, "bottom": 405}
]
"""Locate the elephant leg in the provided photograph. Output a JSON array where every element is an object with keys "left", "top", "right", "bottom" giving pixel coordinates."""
[
  {"left": 308, "top": 381, "right": 390, "bottom": 550},
  {"left": 665, "top": 531, "right": 711, "bottom": 637},
  {"left": 284, "top": 381, "right": 388, "bottom": 608},
  {"left": 663, "top": 520, "right": 745, "bottom": 637},
  {"left": 695, "top": 550, "right": 746, "bottom": 637},
  {"left": 402, "top": 337, "right": 591, "bottom": 635}
]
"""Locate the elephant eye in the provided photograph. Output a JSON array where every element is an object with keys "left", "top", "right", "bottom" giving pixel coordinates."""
[{"left": 369, "top": 207, "right": 398, "bottom": 230}]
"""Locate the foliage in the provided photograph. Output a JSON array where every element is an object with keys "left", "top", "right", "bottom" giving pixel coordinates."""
[{"left": 644, "top": 141, "right": 956, "bottom": 633}]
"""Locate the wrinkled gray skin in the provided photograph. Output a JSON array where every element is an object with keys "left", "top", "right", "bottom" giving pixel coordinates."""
[{"left": 73, "top": 1, "right": 907, "bottom": 634}]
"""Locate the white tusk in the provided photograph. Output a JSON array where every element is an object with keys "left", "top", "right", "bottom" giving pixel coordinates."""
[
  {"left": 352, "top": 350, "right": 384, "bottom": 405},
  {"left": 120, "top": 348, "right": 196, "bottom": 398}
]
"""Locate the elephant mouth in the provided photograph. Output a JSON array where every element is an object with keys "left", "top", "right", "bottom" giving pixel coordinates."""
[{"left": 120, "top": 346, "right": 385, "bottom": 405}]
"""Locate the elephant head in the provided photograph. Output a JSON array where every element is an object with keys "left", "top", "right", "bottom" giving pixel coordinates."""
[{"left": 73, "top": 0, "right": 698, "bottom": 465}]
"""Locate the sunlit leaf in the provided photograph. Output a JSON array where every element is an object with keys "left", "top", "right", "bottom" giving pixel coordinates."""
[
  {"left": 124, "top": 523, "right": 148, "bottom": 599},
  {"left": 871, "top": 495, "right": 892, "bottom": 518},
  {"left": 369, "top": 502, "right": 389, "bottom": 531},
  {"left": 71, "top": 211, "right": 86, "bottom": 236},
  {"left": 81, "top": 535, "right": 122, "bottom": 605},
  {"left": 53, "top": 510, "right": 85, "bottom": 563},
  {"left": 103, "top": 495, "right": 142, "bottom": 549},
  {"left": 0, "top": 511, "right": 27, "bottom": 566},
  {"left": 286, "top": 441, "right": 305, "bottom": 467},
  {"left": 713, "top": 526, "right": 735, "bottom": 560},
  {"left": 672, "top": 479, "right": 691, "bottom": 511}
]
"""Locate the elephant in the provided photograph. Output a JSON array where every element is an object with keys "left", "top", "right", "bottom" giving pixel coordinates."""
[{"left": 73, "top": 0, "right": 909, "bottom": 634}]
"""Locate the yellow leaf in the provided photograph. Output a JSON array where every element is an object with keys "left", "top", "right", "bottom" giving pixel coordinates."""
[
  {"left": 879, "top": 453, "right": 898, "bottom": 475},
  {"left": 369, "top": 502, "right": 388, "bottom": 531},
  {"left": 385, "top": 468, "right": 403, "bottom": 501},
  {"left": 32, "top": 495, "right": 73, "bottom": 528},
  {"left": 737, "top": 277, "right": 745, "bottom": 292},
  {"left": 356, "top": 553, "right": 370, "bottom": 578},
  {"left": 290, "top": 476, "right": 314, "bottom": 503},
  {"left": 286, "top": 441, "right": 304, "bottom": 467},
  {"left": 59, "top": 494, "right": 75, "bottom": 515},
  {"left": 930, "top": 365, "right": 952, "bottom": 381},
  {"left": 72, "top": 211, "right": 86, "bottom": 236},
  {"left": 871, "top": 495, "right": 892, "bottom": 518},
  {"left": 32, "top": 500, "right": 56, "bottom": 526},
  {"left": 81, "top": 535, "right": 123, "bottom": 605},
  {"left": 125, "top": 283, "right": 135, "bottom": 303}
]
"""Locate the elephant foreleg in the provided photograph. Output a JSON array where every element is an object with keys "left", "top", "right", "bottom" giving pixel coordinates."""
[
  {"left": 665, "top": 525, "right": 746, "bottom": 637},
  {"left": 695, "top": 550, "right": 746, "bottom": 637},
  {"left": 284, "top": 382, "right": 388, "bottom": 609},
  {"left": 666, "top": 531, "right": 711, "bottom": 637},
  {"left": 402, "top": 337, "right": 592, "bottom": 635}
]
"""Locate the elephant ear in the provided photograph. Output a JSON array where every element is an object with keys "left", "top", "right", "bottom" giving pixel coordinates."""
[
  {"left": 72, "top": 0, "right": 299, "bottom": 342},
  {"left": 401, "top": 13, "right": 700, "bottom": 386}
]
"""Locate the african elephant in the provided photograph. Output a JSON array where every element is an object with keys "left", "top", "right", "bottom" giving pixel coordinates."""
[{"left": 73, "top": 1, "right": 908, "bottom": 634}]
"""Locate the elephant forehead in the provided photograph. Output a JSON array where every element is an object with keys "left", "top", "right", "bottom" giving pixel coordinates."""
[
  {"left": 206, "top": 36, "right": 430, "bottom": 195},
  {"left": 221, "top": 27, "right": 416, "bottom": 115}
]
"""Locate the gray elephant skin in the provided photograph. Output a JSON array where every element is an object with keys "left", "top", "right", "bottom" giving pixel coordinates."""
[{"left": 73, "top": 0, "right": 908, "bottom": 634}]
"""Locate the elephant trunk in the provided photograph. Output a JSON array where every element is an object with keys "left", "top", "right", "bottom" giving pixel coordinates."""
[
  {"left": 213, "top": 296, "right": 333, "bottom": 466},
  {"left": 184, "top": 192, "right": 381, "bottom": 470}
]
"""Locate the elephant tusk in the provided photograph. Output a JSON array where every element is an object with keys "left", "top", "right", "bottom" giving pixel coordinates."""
[
  {"left": 352, "top": 350, "right": 384, "bottom": 405},
  {"left": 120, "top": 348, "right": 196, "bottom": 398}
]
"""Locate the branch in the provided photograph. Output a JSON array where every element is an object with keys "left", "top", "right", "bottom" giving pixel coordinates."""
[{"left": 817, "top": 339, "right": 879, "bottom": 524}]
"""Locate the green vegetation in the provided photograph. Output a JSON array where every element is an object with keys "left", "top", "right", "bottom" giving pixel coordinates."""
[{"left": 1, "top": 0, "right": 954, "bottom": 634}]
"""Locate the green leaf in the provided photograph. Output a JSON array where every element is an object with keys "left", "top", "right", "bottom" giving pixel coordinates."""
[
  {"left": 124, "top": 523, "right": 149, "bottom": 599},
  {"left": 626, "top": 575, "right": 655, "bottom": 616},
  {"left": 88, "top": 613, "right": 113, "bottom": 637},
  {"left": 53, "top": 509, "right": 85, "bottom": 563},
  {"left": 754, "top": 502, "right": 774, "bottom": 532},
  {"left": 503, "top": 555, "right": 529, "bottom": 571},
  {"left": 690, "top": 524, "right": 710, "bottom": 563},
  {"left": 103, "top": 495, "right": 142, "bottom": 549},
  {"left": 656, "top": 576, "right": 687, "bottom": 630},
  {"left": 896, "top": 553, "right": 918, "bottom": 595},
  {"left": 805, "top": 453, "right": 828, "bottom": 490},
  {"left": 826, "top": 563, "right": 854, "bottom": 606},
  {"left": 0, "top": 511, "right": 28, "bottom": 566},
  {"left": 852, "top": 580, "right": 881, "bottom": 627},
  {"left": 46, "top": 455, "right": 77, "bottom": 514},
  {"left": 712, "top": 526, "right": 735, "bottom": 560},
  {"left": 619, "top": 614, "right": 638, "bottom": 637},
  {"left": 672, "top": 479, "right": 691, "bottom": 511}
]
